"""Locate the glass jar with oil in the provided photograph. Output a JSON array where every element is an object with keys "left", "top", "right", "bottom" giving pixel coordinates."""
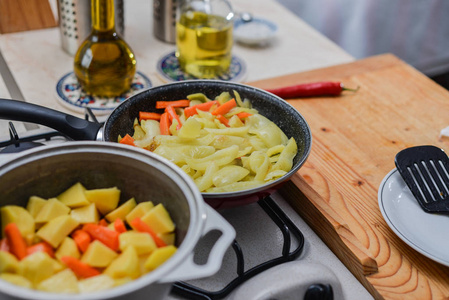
[
  {"left": 176, "top": 0, "right": 234, "bottom": 79},
  {"left": 74, "top": 0, "right": 136, "bottom": 98}
]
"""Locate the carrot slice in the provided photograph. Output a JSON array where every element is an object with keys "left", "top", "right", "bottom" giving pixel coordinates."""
[
  {"left": 211, "top": 98, "right": 236, "bottom": 116},
  {"left": 216, "top": 114, "right": 229, "bottom": 127},
  {"left": 82, "top": 223, "right": 119, "bottom": 251},
  {"left": 166, "top": 105, "right": 182, "bottom": 130},
  {"left": 4, "top": 223, "right": 27, "bottom": 260},
  {"left": 156, "top": 100, "right": 190, "bottom": 109},
  {"left": 184, "top": 100, "right": 219, "bottom": 118},
  {"left": 114, "top": 218, "right": 127, "bottom": 234},
  {"left": 236, "top": 112, "right": 252, "bottom": 119},
  {"left": 160, "top": 112, "right": 170, "bottom": 135},
  {"left": 139, "top": 111, "right": 162, "bottom": 122},
  {"left": 119, "top": 134, "right": 135, "bottom": 146},
  {"left": 61, "top": 256, "right": 100, "bottom": 278},
  {"left": 72, "top": 229, "right": 91, "bottom": 253},
  {"left": 27, "top": 242, "right": 55, "bottom": 258},
  {"left": 129, "top": 218, "right": 167, "bottom": 248}
]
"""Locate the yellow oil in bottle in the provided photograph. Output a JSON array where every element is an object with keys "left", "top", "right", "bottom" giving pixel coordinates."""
[
  {"left": 176, "top": 11, "right": 233, "bottom": 78},
  {"left": 74, "top": 0, "right": 136, "bottom": 98}
]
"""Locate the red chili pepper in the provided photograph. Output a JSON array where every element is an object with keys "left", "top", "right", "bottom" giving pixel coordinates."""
[{"left": 265, "top": 82, "right": 359, "bottom": 99}]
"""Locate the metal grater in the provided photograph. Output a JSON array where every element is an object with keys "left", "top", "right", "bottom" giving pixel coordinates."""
[
  {"left": 153, "top": 0, "right": 178, "bottom": 43},
  {"left": 57, "top": 0, "right": 125, "bottom": 56}
]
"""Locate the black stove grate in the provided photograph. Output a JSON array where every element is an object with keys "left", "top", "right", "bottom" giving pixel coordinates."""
[
  {"left": 171, "top": 195, "right": 305, "bottom": 300},
  {"left": 0, "top": 122, "right": 69, "bottom": 153}
]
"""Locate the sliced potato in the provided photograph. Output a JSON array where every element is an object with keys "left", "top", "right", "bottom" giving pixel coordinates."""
[
  {"left": 18, "top": 252, "right": 56, "bottom": 285},
  {"left": 26, "top": 196, "right": 47, "bottom": 219},
  {"left": 36, "top": 268, "right": 79, "bottom": 293},
  {"left": 85, "top": 187, "right": 120, "bottom": 215},
  {"left": 0, "top": 273, "right": 32, "bottom": 289},
  {"left": 35, "top": 198, "right": 70, "bottom": 224},
  {"left": 0, "top": 251, "right": 19, "bottom": 273},
  {"left": 78, "top": 275, "right": 115, "bottom": 293},
  {"left": 70, "top": 203, "right": 100, "bottom": 224},
  {"left": 104, "top": 246, "right": 140, "bottom": 279},
  {"left": 1, "top": 205, "right": 35, "bottom": 241},
  {"left": 119, "top": 231, "right": 156, "bottom": 255},
  {"left": 141, "top": 204, "right": 175, "bottom": 234},
  {"left": 143, "top": 245, "right": 177, "bottom": 272},
  {"left": 125, "top": 202, "right": 154, "bottom": 225},
  {"left": 36, "top": 215, "right": 79, "bottom": 248},
  {"left": 57, "top": 182, "right": 90, "bottom": 208},
  {"left": 105, "top": 198, "right": 137, "bottom": 223},
  {"left": 157, "top": 232, "right": 175, "bottom": 246},
  {"left": 55, "top": 237, "right": 80, "bottom": 261},
  {"left": 81, "top": 240, "right": 118, "bottom": 268}
]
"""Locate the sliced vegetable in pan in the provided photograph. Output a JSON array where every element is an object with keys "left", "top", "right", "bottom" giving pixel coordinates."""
[{"left": 119, "top": 91, "right": 298, "bottom": 193}]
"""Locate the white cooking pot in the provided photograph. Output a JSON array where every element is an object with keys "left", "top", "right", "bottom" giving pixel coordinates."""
[{"left": 0, "top": 142, "right": 235, "bottom": 300}]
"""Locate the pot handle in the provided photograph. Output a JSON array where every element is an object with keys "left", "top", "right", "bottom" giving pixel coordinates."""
[
  {"left": 158, "top": 205, "right": 236, "bottom": 283},
  {"left": 0, "top": 99, "right": 102, "bottom": 141}
]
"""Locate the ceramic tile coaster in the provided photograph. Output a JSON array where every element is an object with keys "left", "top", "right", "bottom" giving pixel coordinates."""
[
  {"left": 156, "top": 51, "right": 247, "bottom": 83},
  {"left": 55, "top": 71, "right": 152, "bottom": 116}
]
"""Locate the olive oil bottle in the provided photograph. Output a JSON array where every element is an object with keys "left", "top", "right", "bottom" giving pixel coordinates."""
[
  {"left": 176, "top": 0, "right": 234, "bottom": 79},
  {"left": 74, "top": 0, "right": 136, "bottom": 97}
]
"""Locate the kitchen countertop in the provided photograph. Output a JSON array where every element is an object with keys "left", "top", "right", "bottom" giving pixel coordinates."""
[
  {"left": 0, "top": 0, "right": 373, "bottom": 299},
  {"left": 0, "top": 0, "right": 353, "bottom": 117}
]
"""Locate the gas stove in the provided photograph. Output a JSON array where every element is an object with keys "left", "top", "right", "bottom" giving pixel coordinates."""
[
  {"left": 0, "top": 123, "right": 68, "bottom": 153},
  {"left": 0, "top": 121, "right": 344, "bottom": 300}
]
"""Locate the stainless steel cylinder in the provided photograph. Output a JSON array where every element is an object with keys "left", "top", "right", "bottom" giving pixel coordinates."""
[
  {"left": 57, "top": 0, "right": 125, "bottom": 56},
  {"left": 153, "top": 0, "right": 177, "bottom": 44}
]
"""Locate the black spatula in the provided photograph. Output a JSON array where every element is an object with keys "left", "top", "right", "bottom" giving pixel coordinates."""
[{"left": 395, "top": 145, "right": 449, "bottom": 214}]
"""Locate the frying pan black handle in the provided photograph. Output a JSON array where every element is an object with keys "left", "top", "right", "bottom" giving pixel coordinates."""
[{"left": 0, "top": 99, "right": 102, "bottom": 141}]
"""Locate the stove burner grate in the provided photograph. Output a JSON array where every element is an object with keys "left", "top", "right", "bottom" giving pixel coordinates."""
[
  {"left": 0, "top": 122, "right": 70, "bottom": 153},
  {"left": 172, "top": 196, "right": 306, "bottom": 300}
]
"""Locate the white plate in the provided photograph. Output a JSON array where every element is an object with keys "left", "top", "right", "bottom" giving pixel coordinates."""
[
  {"left": 378, "top": 169, "right": 449, "bottom": 266},
  {"left": 234, "top": 17, "right": 277, "bottom": 46}
]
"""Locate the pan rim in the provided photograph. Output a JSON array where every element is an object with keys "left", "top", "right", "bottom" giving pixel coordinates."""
[{"left": 103, "top": 80, "right": 312, "bottom": 200}]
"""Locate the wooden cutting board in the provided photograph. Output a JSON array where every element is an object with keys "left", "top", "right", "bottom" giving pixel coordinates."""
[{"left": 249, "top": 54, "right": 449, "bottom": 300}]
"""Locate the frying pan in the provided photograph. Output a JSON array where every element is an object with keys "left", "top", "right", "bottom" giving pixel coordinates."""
[{"left": 0, "top": 80, "right": 312, "bottom": 209}]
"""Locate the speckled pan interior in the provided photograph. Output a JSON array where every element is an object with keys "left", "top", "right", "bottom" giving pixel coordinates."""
[{"left": 103, "top": 80, "right": 312, "bottom": 199}]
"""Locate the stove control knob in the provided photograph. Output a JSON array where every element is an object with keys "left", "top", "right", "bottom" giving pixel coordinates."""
[{"left": 304, "top": 283, "right": 333, "bottom": 300}]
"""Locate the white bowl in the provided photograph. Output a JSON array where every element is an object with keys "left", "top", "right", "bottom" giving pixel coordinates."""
[{"left": 234, "top": 17, "right": 278, "bottom": 46}]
